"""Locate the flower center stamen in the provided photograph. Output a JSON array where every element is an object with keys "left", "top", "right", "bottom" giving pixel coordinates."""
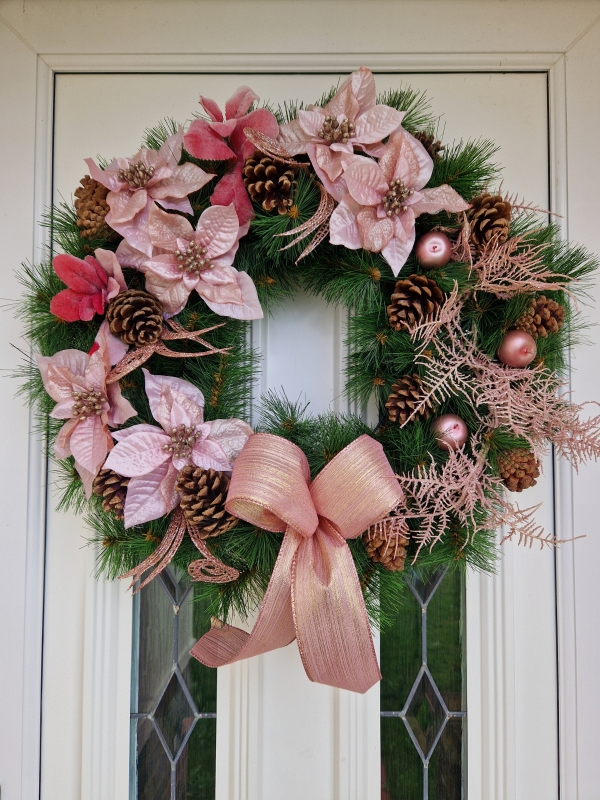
[
  {"left": 71, "top": 387, "right": 107, "bottom": 419},
  {"left": 382, "top": 179, "right": 414, "bottom": 217},
  {"left": 317, "top": 116, "right": 355, "bottom": 144},
  {"left": 174, "top": 242, "right": 213, "bottom": 275},
  {"left": 163, "top": 424, "right": 199, "bottom": 459},
  {"left": 118, "top": 161, "right": 155, "bottom": 190}
]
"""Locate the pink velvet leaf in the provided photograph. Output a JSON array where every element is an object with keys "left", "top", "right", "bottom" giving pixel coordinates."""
[
  {"left": 184, "top": 119, "right": 236, "bottom": 161},
  {"left": 225, "top": 86, "right": 259, "bottom": 120},
  {"left": 210, "top": 165, "right": 255, "bottom": 226},
  {"left": 411, "top": 185, "right": 471, "bottom": 217}
]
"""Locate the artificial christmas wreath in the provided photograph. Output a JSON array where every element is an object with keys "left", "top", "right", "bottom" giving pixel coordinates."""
[{"left": 16, "top": 67, "right": 600, "bottom": 693}]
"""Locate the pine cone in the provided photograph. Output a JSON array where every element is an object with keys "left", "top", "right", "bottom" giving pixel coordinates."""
[
  {"left": 363, "top": 525, "right": 409, "bottom": 572},
  {"left": 516, "top": 295, "right": 565, "bottom": 339},
  {"left": 242, "top": 151, "right": 298, "bottom": 214},
  {"left": 497, "top": 449, "right": 540, "bottom": 492},
  {"left": 176, "top": 466, "right": 239, "bottom": 538},
  {"left": 466, "top": 193, "right": 512, "bottom": 251},
  {"left": 387, "top": 274, "right": 444, "bottom": 331},
  {"left": 92, "top": 468, "right": 130, "bottom": 520},
  {"left": 74, "top": 175, "right": 113, "bottom": 240},
  {"left": 106, "top": 289, "right": 163, "bottom": 346},
  {"left": 385, "top": 374, "right": 435, "bottom": 425},
  {"left": 413, "top": 131, "right": 445, "bottom": 162}
]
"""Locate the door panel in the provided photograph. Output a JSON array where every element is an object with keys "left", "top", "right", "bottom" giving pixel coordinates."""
[{"left": 43, "top": 70, "right": 555, "bottom": 800}]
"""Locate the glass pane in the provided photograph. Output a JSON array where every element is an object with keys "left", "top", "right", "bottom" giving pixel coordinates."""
[
  {"left": 380, "top": 567, "right": 465, "bottom": 800},
  {"left": 132, "top": 572, "right": 217, "bottom": 800}
]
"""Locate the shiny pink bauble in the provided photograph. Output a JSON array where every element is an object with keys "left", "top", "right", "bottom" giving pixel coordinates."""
[
  {"left": 432, "top": 414, "right": 469, "bottom": 451},
  {"left": 497, "top": 329, "right": 537, "bottom": 367},
  {"left": 415, "top": 231, "right": 453, "bottom": 269}
]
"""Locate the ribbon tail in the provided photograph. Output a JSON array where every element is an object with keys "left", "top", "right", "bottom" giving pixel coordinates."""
[
  {"left": 292, "top": 525, "right": 381, "bottom": 694},
  {"left": 190, "top": 528, "right": 301, "bottom": 667}
]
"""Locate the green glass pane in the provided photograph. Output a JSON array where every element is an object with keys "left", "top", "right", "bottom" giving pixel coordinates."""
[
  {"left": 428, "top": 718, "right": 464, "bottom": 799},
  {"left": 380, "top": 585, "right": 421, "bottom": 712},
  {"left": 137, "top": 576, "right": 175, "bottom": 714},
  {"left": 182, "top": 588, "right": 217, "bottom": 714},
  {"left": 176, "top": 719, "right": 217, "bottom": 800},
  {"left": 381, "top": 717, "right": 423, "bottom": 800},
  {"left": 427, "top": 570, "right": 464, "bottom": 711},
  {"left": 137, "top": 718, "right": 171, "bottom": 800}
]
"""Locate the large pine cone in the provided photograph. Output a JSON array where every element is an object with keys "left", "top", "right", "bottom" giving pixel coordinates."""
[
  {"left": 74, "top": 175, "right": 112, "bottom": 240},
  {"left": 363, "top": 525, "right": 409, "bottom": 572},
  {"left": 466, "top": 193, "right": 512, "bottom": 250},
  {"left": 385, "top": 374, "right": 435, "bottom": 425},
  {"left": 387, "top": 274, "right": 444, "bottom": 331},
  {"left": 243, "top": 151, "right": 297, "bottom": 214},
  {"left": 413, "top": 131, "right": 445, "bottom": 162},
  {"left": 516, "top": 295, "right": 565, "bottom": 339},
  {"left": 92, "top": 468, "right": 130, "bottom": 520},
  {"left": 497, "top": 449, "right": 540, "bottom": 492},
  {"left": 176, "top": 466, "right": 239, "bottom": 538},
  {"left": 106, "top": 289, "right": 163, "bottom": 346}
]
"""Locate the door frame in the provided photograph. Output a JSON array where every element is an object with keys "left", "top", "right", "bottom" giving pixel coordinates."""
[{"left": 2, "top": 8, "right": 599, "bottom": 797}]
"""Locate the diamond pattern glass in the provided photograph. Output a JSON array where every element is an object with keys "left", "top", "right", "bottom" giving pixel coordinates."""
[
  {"left": 131, "top": 567, "right": 217, "bottom": 800},
  {"left": 380, "top": 567, "right": 466, "bottom": 799}
]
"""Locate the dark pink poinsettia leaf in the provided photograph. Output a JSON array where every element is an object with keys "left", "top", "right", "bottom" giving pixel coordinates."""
[
  {"left": 210, "top": 165, "right": 254, "bottom": 226},
  {"left": 184, "top": 119, "right": 236, "bottom": 161},
  {"left": 52, "top": 254, "right": 108, "bottom": 294}
]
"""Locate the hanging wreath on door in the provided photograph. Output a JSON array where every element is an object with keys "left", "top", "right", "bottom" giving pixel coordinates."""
[{"left": 16, "top": 67, "right": 600, "bottom": 692}]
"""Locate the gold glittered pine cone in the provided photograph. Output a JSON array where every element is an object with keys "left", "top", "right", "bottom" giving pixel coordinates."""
[
  {"left": 92, "top": 468, "right": 130, "bottom": 520},
  {"left": 516, "top": 295, "right": 565, "bottom": 339},
  {"left": 413, "top": 131, "right": 445, "bottom": 162},
  {"left": 176, "top": 466, "right": 239, "bottom": 538},
  {"left": 363, "top": 526, "right": 409, "bottom": 572},
  {"left": 387, "top": 274, "right": 444, "bottom": 331},
  {"left": 106, "top": 289, "right": 163, "bottom": 347},
  {"left": 243, "top": 151, "right": 298, "bottom": 214},
  {"left": 385, "top": 374, "right": 435, "bottom": 426},
  {"left": 466, "top": 193, "right": 512, "bottom": 251},
  {"left": 497, "top": 449, "right": 540, "bottom": 492},
  {"left": 74, "top": 175, "right": 113, "bottom": 240}
]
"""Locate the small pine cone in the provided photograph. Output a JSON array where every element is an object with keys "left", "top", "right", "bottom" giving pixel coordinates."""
[
  {"left": 242, "top": 151, "right": 298, "bottom": 214},
  {"left": 385, "top": 374, "right": 435, "bottom": 425},
  {"left": 176, "top": 466, "right": 239, "bottom": 538},
  {"left": 74, "top": 175, "right": 113, "bottom": 240},
  {"left": 387, "top": 274, "right": 444, "bottom": 331},
  {"left": 497, "top": 449, "right": 540, "bottom": 492},
  {"left": 92, "top": 468, "right": 130, "bottom": 520},
  {"left": 516, "top": 295, "right": 565, "bottom": 339},
  {"left": 106, "top": 289, "right": 163, "bottom": 346},
  {"left": 363, "top": 526, "right": 409, "bottom": 572},
  {"left": 466, "top": 193, "right": 512, "bottom": 251},
  {"left": 413, "top": 131, "right": 445, "bottom": 162}
]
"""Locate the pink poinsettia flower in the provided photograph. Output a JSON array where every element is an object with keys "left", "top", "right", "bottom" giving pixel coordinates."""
[
  {"left": 35, "top": 326, "right": 137, "bottom": 497},
  {"left": 329, "top": 130, "right": 470, "bottom": 275},
  {"left": 85, "top": 128, "right": 215, "bottom": 256},
  {"left": 279, "top": 67, "right": 405, "bottom": 200},
  {"left": 117, "top": 202, "right": 263, "bottom": 319},
  {"left": 50, "top": 248, "right": 126, "bottom": 322},
  {"left": 183, "top": 86, "right": 279, "bottom": 225},
  {"left": 104, "top": 370, "right": 253, "bottom": 528}
]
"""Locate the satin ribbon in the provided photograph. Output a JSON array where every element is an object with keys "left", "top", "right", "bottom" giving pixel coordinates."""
[{"left": 190, "top": 433, "right": 403, "bottom": 694}]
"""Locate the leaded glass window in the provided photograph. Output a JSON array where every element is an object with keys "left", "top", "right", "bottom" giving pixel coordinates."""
[
  {"left": 130, "top": 567, "right": 217, "bottom": 799},
  {"left": 380, "top": 567, "right": 466, "bottom": 799}
]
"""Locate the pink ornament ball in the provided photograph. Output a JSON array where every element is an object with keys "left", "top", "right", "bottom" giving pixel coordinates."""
[
  {"left": 432, "top": 414, "right": 469, "bottom": 451},
  {"left": 497, "top": 329, "right": 537, "bottom": 368},
  {"left": 415, "top": 231, "right": 453, "bottom": 269}
]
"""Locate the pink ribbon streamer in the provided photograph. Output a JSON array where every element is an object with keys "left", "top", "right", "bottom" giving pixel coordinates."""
[{"left": 190, "top": 433, "right": 404, "bottom": 694}]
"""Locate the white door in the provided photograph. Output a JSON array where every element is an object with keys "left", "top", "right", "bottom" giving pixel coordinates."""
[
  {"left": 41, "top": 69, "right": 554, "bottom": 800},
  {"left": 2, "top": 5, "right": 600, "bottom": 800}
]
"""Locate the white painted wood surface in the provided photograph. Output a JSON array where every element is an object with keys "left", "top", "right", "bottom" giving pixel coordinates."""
[{"left": 1, "top": 3, "right": 600, "bottom": 800}]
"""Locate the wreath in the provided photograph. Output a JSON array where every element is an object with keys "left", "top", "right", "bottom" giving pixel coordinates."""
[{"left": 16, "top": 68, "right": 600, "bottom": 692}]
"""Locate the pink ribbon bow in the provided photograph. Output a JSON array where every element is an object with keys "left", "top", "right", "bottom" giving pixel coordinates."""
[{"left": 191, "top": 432, "right": 404, "bottom": 694}]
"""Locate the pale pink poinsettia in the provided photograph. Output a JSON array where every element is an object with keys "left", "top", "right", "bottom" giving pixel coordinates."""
[
  {"left": 183, "top": 86, "right": 279, "bottom": 225},
  {"left": 85, "top": 128, "right": 215, "bottom": 256},
  {"left": 117, "top": 202, "right": 262, "bottom": 319},
  {"left": 329, "top": 129, "right": 470, "bottom": 276},
  {"left": 279, "top": 66, "right": 405, "bottom": 201},
  {"left": 35, "top": 325, "right": 137, "bottom": 497},
  {"left": 50, "top": 248, "right": 126, "bottom": 322},
  {"left": 104, "top": 370, "right": 253, "bottom": 528}
]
